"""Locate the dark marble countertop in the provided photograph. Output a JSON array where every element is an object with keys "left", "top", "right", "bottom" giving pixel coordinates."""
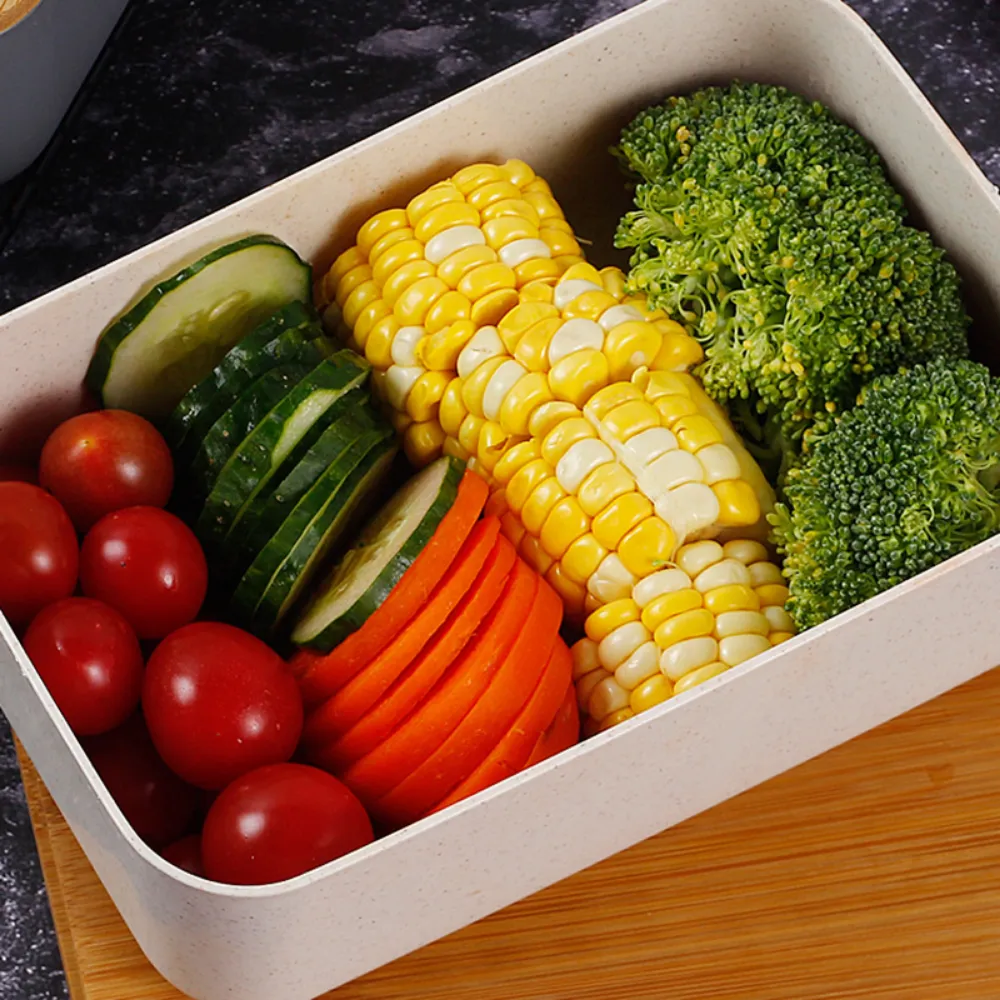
[{"left": 1, "top": 1, "right": 998, "bottom": 997}]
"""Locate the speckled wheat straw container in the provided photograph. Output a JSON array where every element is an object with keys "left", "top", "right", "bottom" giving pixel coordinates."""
[{"left": 3, "top": 0, "right": 1000, "bottom": 997}]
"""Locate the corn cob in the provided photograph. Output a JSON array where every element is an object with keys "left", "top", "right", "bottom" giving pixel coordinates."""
[{"left": 572, "top": 537, "right": 795, "bottom": 734}]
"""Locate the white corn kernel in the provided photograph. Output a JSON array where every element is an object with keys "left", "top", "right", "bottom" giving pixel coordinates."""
[
  {"left": 456, "top": 325, "right": 505, "bottom": 378},
  {"left": 571, "top": 637, "right": 601, "bottom": 680},
  {"left": 654, "top": 482, "right": 721, "bottom": 545},
  {"left": 659, "top": 636, "right": 719, "bottom": 681},
  {"left": 632, "top": 568, "right": 692, "bottom": 608},
  {"left": 637, "top": 449, "right": 704, "bottom": 499},
  {"left": 763, "top": 605, "right": 796, "bottom": 633},
  {"left": 390, "top": 325, "right": 425, "bottom": 367},
  {"left": 719, "top": 633, "right": 771, "bottom": 666},
  {"left": 693, "top": 558, "right": 752, "bottom": 593},
  {"left": 676, "top": 540, "right": 724, "bottom": 579},
  {"left": 723, "top": 539, "right": 770, "bottom": 566},
  {"left": 424, "top": 225, "right": 486, "bottom": 265},
  {"left": 576, "top": 668, "right": 610, "bottom": 710},
  {"left": 618, "top": 427, "right": 677, "bottom": 477},
  {"left": 614, "top": 640, "right": 660, "bottom": 690},
  {"left": 597, "top": 620, "right": 651, "bottom": 670},
  {"left": 696, "top": 442, "right": 742, "bottom": 484},
  {"left": 598, "top": 304, "right": 645, "bottom": 332},
  {"left": 482, "top": 360, "right": 528, "bottom": 422},
  {"left": 556, "top": 438, "right": 615, "bottom": 494},
  {"left": 749, "top": 561, "right": 784, "bottom": 587},
  {"left": 499, "top": 237, "right": 552, "bottom": 267},
  {"left": 714, "top": 610, "right": 770, "bottom": 639},
  {"left": 588, "top": 676, "right": 631, "bottom": 720},
  {"left": 554, "top": 279, "right": 603, "bottom": 309},
  {"left": 587, "top": 553, "right": 638, "bottom": 603},
  {"left": 547, "top": 318, "right": 605, "bottom": 365},
  {"left": 384, "top": 365, "right": 425, "bottom": 411}
]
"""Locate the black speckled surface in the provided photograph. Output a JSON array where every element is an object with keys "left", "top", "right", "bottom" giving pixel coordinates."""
[{"left": 0, "top": 1, "right": 998, "bottom": 998}]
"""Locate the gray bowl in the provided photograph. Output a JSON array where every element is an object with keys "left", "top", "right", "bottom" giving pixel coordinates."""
[{"left": 0, "top": 0, "right": 130, "bottom": 183}]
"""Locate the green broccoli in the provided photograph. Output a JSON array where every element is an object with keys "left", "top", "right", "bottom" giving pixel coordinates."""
[
  {"left": 613, "top": 82, "right": 970, "bottom": 457},
  {"left": 770, "top": 359, "right": 1000, "bottom": 630}
]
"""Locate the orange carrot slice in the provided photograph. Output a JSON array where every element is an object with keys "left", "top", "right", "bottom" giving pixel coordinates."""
[
  {"left": 525, "top": 682, "right": 580, "bottom": 768},
  {"left": 307, "top": 535, "right": 517, "bottom": 772},
  {"left": 302, "top": 517, "right": 500, "bottom": 748}
]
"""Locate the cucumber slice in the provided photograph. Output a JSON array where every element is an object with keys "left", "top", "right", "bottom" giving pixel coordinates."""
[
  {"left": 290, "top": 455, "right": 465, "bottom": 652},
  {"left": 163, "top": 300, "right": 323, "bottom": 463},
  {"left": 196, "top": 352, "right": 371, "bottom": 553},
  {"left": 86, "top": 235, "right": 312, "bottom": 419},
  {"left": 230, "top": 427, "right": 397, "bottom": 638},
  {"left": 184, "top": 363, "right": 311, "bottom": 505}
]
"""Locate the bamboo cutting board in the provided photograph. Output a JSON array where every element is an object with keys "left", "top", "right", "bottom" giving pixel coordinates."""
[{"left": 18, "top": 666, "right": 1000, "bottom": 1000}]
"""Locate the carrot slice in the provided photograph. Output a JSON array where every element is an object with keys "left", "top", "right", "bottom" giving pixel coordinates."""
[
  {"left": 294, "top": 468, "right": 489, "bottom": 704},
  {"left": 307, "top": 535, "right": 517, "bottom": 773},
  {"left": 429, "top": 635, "right": 573, "bottom": 814},
  {"left": 373, "top": 577, "right": 562, "bottom": 826},
  {"left": 339, "top": 558, "right": 537, "bottom": 805},
  {"left": 525, "top": 682, "right": 580, "bottom": 768},
  {"left": 302, "top": 517, "right": 501, "bottom": 748}
]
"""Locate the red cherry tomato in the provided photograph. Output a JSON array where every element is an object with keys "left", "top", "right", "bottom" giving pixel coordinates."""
[
  {"left": 0, "top": 482, "right": 78, "bottom": 629},
  {"left": 23, "top": 597, "right": 144, "bottom": 736},
  {"left": 39, "top": 410, "right": 173, "bottom": 531},
  {"left": 142, "top": 623, "right": 303, "bottom": 790},
  {"left": 161, "top": 834, "right": 205, "bottom": 878},
  {"left": 82, "top": 713, "right": 201, "bottom": 849},
  {"left": 80, "top": 507, "right": 207, "bottom": 639},
  {"left": 201, "top": 763, "right": 373, "bottom": 885},
  {"left": 0, "top": 463, "right": 37, "bottom": 483}
]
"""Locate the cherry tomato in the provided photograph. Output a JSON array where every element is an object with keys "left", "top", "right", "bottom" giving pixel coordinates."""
[
  {"left": 142, "top": 623, "right": 303, "bottom": 790},
  {"left": 23, "top": 597, "right": 144, "bottom": 736},
  {"left": 39, "top": 410, "right": 173, "bottom": 531},
  {"left": 0, "top": 463, "right": 37, "bottom": 483},
  {"left": 161, "top": 834, "right": 205, "bottom": 878},
  {"left": 0, "top": 482, "right": 78, "bottom": 629},
  {"left": 82, "top": 713, "right": 201, "bottom": 849},
  {"left": 201, "top": 764, "right": 373, "bottom": 885},
  {"left": 80, "top": 507, "right": 207, "bottom": 639}
]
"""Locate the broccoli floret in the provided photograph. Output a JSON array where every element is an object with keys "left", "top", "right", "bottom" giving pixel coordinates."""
[
  {"left": 613, "top": 82, "right": 970, "bottom": 452},
  {"left": 770, "top": 359, "right": 1000, "bottom": 630}
]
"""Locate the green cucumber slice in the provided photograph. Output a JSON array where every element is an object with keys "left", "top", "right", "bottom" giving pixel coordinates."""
[
  {"left": 230, "top": 428, "right": 397, "bottom": 637},
  {"left": 86, "top": 235, "right": 312, "bottom": 419},
  {"left": 195, "top": 352, "right": 371, "bottom": 553},
  {"left": 184, "top": 363, "right": 311, "bottom": 505},
  {"left": 290, "top": 454, "right": 465, "bottom": 652},
  {"left": 163, "top": 300, "right": 323, "bottom": 463}
]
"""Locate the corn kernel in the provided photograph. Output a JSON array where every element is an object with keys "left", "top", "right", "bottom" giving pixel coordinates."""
[
  {"left": 406, "top": 183, "right": 463, "bottom": 227},
  {"left": 523, "top": 191, "right": 563, "bottom": 220},
  {"left": 419, "top": 319, "right": 476, "bottom": 371},
  {"left": 597, "top": 620, "right": 650, "bottom": 672},
  {"left": 561, "top": 533, "right": 607, "bottom": 586},
  {"left": 547, "top": 317, "right": 604, "bottom": 365},
  {"left": 693, "top": 558, "right": 751, "bottom": 593},
  {"left": 499, "top": 158, "right": 536, "bottom": 188},
  {"left": 467, "top": 180, "right": 522, "bottom": 210},
  {"left": 519, "top": 279, "right": 557, "bottom": 303},
  {"left": 602, "top": 321, "right": 663, "bottom": 381},
  {"left": 630, "top": 674, "right": 673, "bottom": 714},
  {"left": 514, "top": 257, "right": 563, "bottom": 285},
  {"left": 540, "top": 229, "right": 582, "bottom": 258},
  {"left": 654, "top": 607, "right": 715, "bottom": 648},
  {"left": 675, "top": 540, "right": 723, "bottom": 579},
  {"left": 575, "top": 667, "right": 609, "bottom": 709},
  {"left": 539, "top": 217, "right": 573, "bottom": 236},
  {"left": 614, "top": 641, "right": 660, "bottom": 690},
  {"left": 456, "top": 324, "right": 505, "bottom": 378},
  {"left": 658, "top": 635, "right": 719, "bottom": 681},
  {"left": 403, "top": 420, "right": 446, "bottom": 466},
  {"left": 371, "top": 238, "right": 424, "bottom": 286},
  {"left": 364, "top": 315, "right": 400, "bottom": 369},
  {"left": 770, "top": 631, "right": 795, "bottom": 646},
  {"left": 499, "top": 301, "right": 560, "bottom": 351},
  {"left": 514, "top": 316, "right": 563, "bottom": 372},
  {"left": 714, "top": 610, "right": 770, "bottom": 640},
  {"left": 334, "top": 263, "right": 374, "bottom": 308},
  {"left": 470, "top": 287, "right": 520, "bottom": 327},
  {"left": 438, "top": 378, "right": 468, "bottom": 437},
  {"left": 492, "top": 439, "right": 542, "bottom": 486},
  {"left": 724, "top": 539, "right": 771, "bottom": 566},
  {"left": 597, "top": 708, "right": 634, "bottom": 732},
  {"left": 528, "top": 400, "right": 578, "bottom": 439},
  {"left": 382, "top": 259, "right": 437, "bottom": 306},
  {"left": 461, "top": 357, "right": 507, "bottom": 417},
  {"left": 506, "top": 458, "right": 553, "bottom": 513},
  {"left": 585, "top": 598, "right": 641, "bottom": 643},
  {"left": 540, "top": 497, "right": 590, "bottom": 559},
  {"left": 497, "top": 372, "right": 554, "bottom": 436},
  {"left": 572, "top": 637, "right": 600, "bottom": 680},
  {"left": 476, "top": 420, "right": 513, "bottom": 474},
  {"left": 673, "top": 661, "right": 729, "bottom": 695},
  {"left": 437, "top": 245, "right": 497, "bottom": 288},
  {"left": 545, "top": 563, "right": 587, "bottom": 617},
  {"left": 673, "top": 415, "right": 723, "bottom": 453},
  {"left": 652, "top": 329, "right": 704, "bottom": 371},
  {"left": 483, "top": 215, "right": 540, "bottom": 250},
  {"left": 457, "top": 414, "right": 485, "bottom": 456},
  {"left": 749, "top": 562, "right": 785, "bottom": 588},
  {"left": 587, "top": 553, "right": 637, "bottom": 603},
  {"left": 452, "top": 163, "right": 506, "bottom": 194},
  {"left": 577, "top": 462, "right": 634, "bottom": 517},
  {"left": 519, "top": 533, "right": 554, "bottom": 576},
  {"left": 499, "top": 510, "right": 526, "bottom": 548},
  {"left": 405, "top": 370, "right": 450, "bottom": 422},
  {"left": 653, "top": 394, "right": 700, "bottom": 425},
  {"left": 458, "top": 261, "right": 517, "bottom": 303},
  {"left": 703, "top": 584, "right": 759, "bottom": 615},
  {"left": 601, "top": 400, "right": 661, "bottom": 443},
  {"left": 368, "top": 225, "right": 417, "bottom": 264},
  {"left": 712, "top": 480, "right": 762, "bottom": 527},
  {"left": 482, "top": 360, "right": 529, "bottom": 422},
  {"left": 562, "top": 289, "right": 619, "bottom": 322},
  {"left": 520, "top": 476, "right": 567, "bottom": 535},
  {"left": 415, "top": 201, "right": 481, "bottom": 243},
  {"left": 718, "top": 633, "right": 771, "bottom": 666},
  {"left": 422, "top": 291, "right": 472, "bottom": 335},
  {"left": 481, "top": 196, "right": 541, "bottom": 226},
  {"left": 555, "top": 438, "right": 615, "bottom": 494},
  {"left": 586, "top": 381, "right": 643, "bottom": 421},
  {"left": 584, "top": 593, "right": 602, "bottom": 615},
  {"left": 356, "top": 208, "right": 409, "bottom": 257},
  {"left": 548, "top": 348, "right": 610, "bottom": 408},
  {"left": 341, "top": 280, "right": 381, "bottom": 329},
  {"left": 327, "top": 245, "right": 366, "bottom": 288},
  {"left": 540, "top": 417, "right": 594, "bottom": 466},
  {"left": 591, "top": 492, "right": 653, "bottom": 550},
  {"left": 600, "top": 267, "right": 627, "bottom": 298},
  {"left": 763, "top": 606, "right": 796, "bottom": 633},
  {"left": 618, "top": 516, "right": 677, "bottom": 577},
  {"left": 393, "top": 276, "right": 449, "bottom": 326},
  {"left": 352, "top": 299, "right": 392, "bottom": 349},
  {"left": 641, "top": 589, "right": 703, "bottom": 632},
  {"left": 696, "top": 443, "right": 742, "bottom": 485},
  {"left": 632, "top": 568, "right": 692, "bottom": 608}
]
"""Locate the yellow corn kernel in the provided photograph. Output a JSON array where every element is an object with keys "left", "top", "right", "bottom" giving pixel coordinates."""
[
  {"left": 577, "top": 462, "right": 634, "bottom": 517},
  {"left": 659, "top": 636, "right": 718, "bottom": 681},
  {"left": 520, "top": 476, "right": 566, "bottom": 535},
  {"left": 500, "top": 510, "right": 527, "bottom": 548},
  {"left": 602, "top": 400, "right": 661, "bottom": 443},
  {"left": 585, "top": 381, "right": 643, "bottom": 420},
  {"left": 452, "top": 163, "right": 506, "bottom": 194},
  {"left": 499, "top": 158, "right": 536, "bottom": 188},
  {"left": 363, "top": 316, "right": 399, "bottom": 370},
  {"left": 770, "top": 631, "right": 794, "bottom": 646},
  {"left": 652, "top": 329, "right": 704, "bottom": 372},
  {"left": 653, "top": 608, "right": 715, "bottom": 648},
  {"left": 498, "top": 372, "right": 554, "bottom": 437},
  {"left": 540, "top": 229, "right": 582, "bottom": 258},
  {"left": 352, "top": 299, "right": 392, "bottom": 349},
  {"left": 483, "top": 215, "right": 540, "bottom": 250},
  {"left": 758, "top": 583, "right": 791, "bottom": 608},
  {"left": 641, "top": 589, "right": 703, "bottom": 632},
  {"left": 368, "top": 225, "right": 417, "bottom": 265},
  {"left": 618, "top": 517, "right": 677, "bottom": 577},
  {"left": 522, "top": 176, "right": 553, "bottom": 196},
  {"left": 603, "top": 321, "right": 663, "bottom": 382},
  {"left": 513, "top": 316, "right": 563, "bottom": 372},
  {"left": 419, "top": 319, "right": 477, "bottom": 371},
  {"left": 614, "top": 641, "right": 660, "bottom": 690},
  {"left": 673, "top": 415, "right": 723, "bottom": 453},
  {"left": 585, "top": 598, "right": 641, "bottom": 643},
  {"left": 763, "top": 605, "right": 795, "bottom": 633},
  {"left": 423, "top": 290, "right": 472, "bottom": 335},
  {"left": 561, "top": 533, "right": 608, "bottom": 586},
  {"left": 653, "top": 394, "right": 700, "bottom": 426},
  {"left": 371, "top": 238, "right": 423, "bottom": 286},
  {"left": 597, "top": 620, "right": 649, "bottom": 671},
  {"left": 637, "top": 369, "right": 692, "bottom": 399},
  {"left": 341, "top": 280, "right": 381, "bottom": 330},
  {"left": 539, "top": 217, "right": 573, "bottom": 235},
  {"left": 481, "top": 196, "right": 541, "bottom": 227},
  {"left": 499, "top": 301, "right": 560, "bottom": 351},
  {"left": 438, "top": 378, "right": 468, "bottom": 437},
  {"left": 484, "top": 489, "right": 509, "bottom": 519},
  {"left": 514, "top": 257, "right": 562, "bottom": 286},
  {"left": 467, "top": 180, "right": 522, "bottom": 210},
  {"left": 545, "top": 563, "right": 587, "bottom": 618},
  {"left": 561, "top": 289, "right": 619, "bottom": 322},
  {"left": 673, "top": 661, "right": 729, "bottom": 695},
  {"left": 457, "top": 414, "right": 485, "bottom": 456},
  {"left": 712, "top": 480, "right": 762, "bottom": 527},
  {"left": 630, "top": 674, "right": 673, "bottom": 714},
  {"left": 393, "top": 276, "right": 449, "bottom": 326},
  {"left": 414, "top": 201, "right": 480, "bottom": 243},
  {"left": 555, "top": 254, "right": 586, "bottom": 272},
  {"left": 576, "top": 668, "right": 608, "bottom": 711},
  {"left": 437, "top": 245, "right": 498, "bottom": 288},
  {"left": 600, "top": 267, "right": 627, "bottom": 299},
  {"left": 382, "top": 259, "right": 436, "bottom": 307},
  {"left": 597, "top": 708, "right": 634, "bottom": 732},
  {"left": 405, "top": 183, "right": 464, "bottom": 227},
  {"left": 443, "top": 436, "right": 469, "bottom": 462},
  {"left": 591, "top": 492, "right": 653, "bottom": 550},
  {"left": 540, "top": 497, "right": 590, "bottom": 559},
  {"left": 703, "top": 584, "right": 760, "bottom": 615},
  {"left": 718, "top": 633, "right": 771, "bottom": 666},
  {"left": 519, "top": 533, "right": 554, "bottom": 576},
  {"left": 461, "top": 356, "right": 507, "bottom": 418},
  {"left": 557, "top": 261, "right": 603, "bottom": 286},
  {"left": 327, "top": 245, "right": 366, "bottom": 288},
  {"left": 528, "top": 400, "right": 578, "bottom": 440},
  {"left": 406, "top": 371, "right": 450, "bottom": 423},
  {"left": 519, "top": 279, "right": 557, "bottom": 303},
  {"left": 334, "top": 263, "right": 373, "bottom": 308},
  {"left": 714, "top": 611, "right": 770, "bottom": 640},
  {"left": 541, "top": 417, "right": 595, "bottom": 467},
  {"left": 470, "top": 288, "right": 520, "bottom": 327},
  {"left": 583, "top": 593, "right": 602, "bottom": 616},
  {"left": 356, "top": 208, "right": 409, "bottom": 257},
  {"left": 458, "top": 261, "right": 517, "bottom": 302},
  {"left": 622, "top": 294, "right": 666, "bottom": 320},
  {"left": 548, "top": 349, "right": 610, "bottom": 408},
  {"left": 389, "top": 408, "right": 412, "bottom": 434},
  {"left": 476, "top": 420, "right": 512, "bottom": 474},
  {"left": 492, "top": 439, "right": 542, "bottom": 486},
  {"left": 590, "top": 676, "right": 630, "bottom": 720},
  {"left": 572, "top": 637, "right": 600, "bottom": 680},
  {"left": 403, "top": 420, "right": 446, "bottom": 466},
  {"left": 506, "top": 458, "right": 553, "bottom": 513},
  {"left": 749, "top": 562, "right": 784, "bottom": 587},
  {"left": 523, "top": 191, "right": 563, "bottom": 220}
]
